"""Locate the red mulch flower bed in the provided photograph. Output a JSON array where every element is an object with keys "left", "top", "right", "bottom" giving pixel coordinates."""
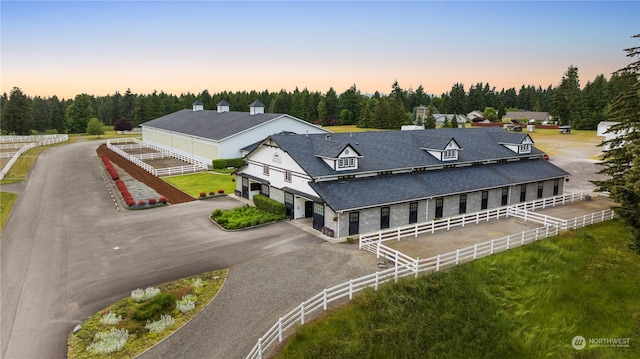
[{"left": 97, "top": 144, "right": 195, "bottom": 205}]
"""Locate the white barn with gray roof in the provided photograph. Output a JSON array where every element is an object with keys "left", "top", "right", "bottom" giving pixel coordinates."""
[
  {"left": 140, "top": 101, "right": 329, "bottom": 165},
  {"left": 235, "top": 128, "right": 570, "bottom": 238}
]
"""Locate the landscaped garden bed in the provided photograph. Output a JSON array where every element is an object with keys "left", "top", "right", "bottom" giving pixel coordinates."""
[
  {"left": 67, "top": 269, "right": 227, "bottom": 358},
  {"left": 210, "top": 194, "right": 288, "bottom": 230}
]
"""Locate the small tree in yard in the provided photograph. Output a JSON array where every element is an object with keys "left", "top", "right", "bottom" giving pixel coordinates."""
[
  {"left": 114, "top": 117, "right": 133, "bottom": 131},
  {"left": 87, "top": 117, "right": 105, "bottom": 136}
]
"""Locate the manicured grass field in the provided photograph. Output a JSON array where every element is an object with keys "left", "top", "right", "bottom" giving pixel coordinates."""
[
  {"left": 162, "top": 172, "right": 237, "bottom": 198},
  {"left": 277, "top": 220, "right": 640, "bottom": 358}
]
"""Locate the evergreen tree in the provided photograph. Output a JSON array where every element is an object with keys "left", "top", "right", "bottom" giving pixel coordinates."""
[
  {"left": 3, "top": 87, "right": 33, "bottom": 135},
  {"left": 48, "top": 96, "right": 66, "bottom": 133},
  {"left": 497, "top": 103, "right": 507, "bottom": 121},
  {"left": 32, "top": 96, "right": 50, "bottom": 133},
  {"left": 451, "top": 115, "right": 459, "bottom": 128},
  {"left": 594, "top": 34, "right": 640, "bottom": 253},
  {"left": 550, "top": 65, "right": 583, "bottom": 126},
  {"left": 424, "top": 104, "right": 437, "bottom": 129}
]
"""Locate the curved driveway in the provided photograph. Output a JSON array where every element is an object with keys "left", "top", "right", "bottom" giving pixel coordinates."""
[{"left": 0, "top": 141, "right": 326, "bottom": 358}]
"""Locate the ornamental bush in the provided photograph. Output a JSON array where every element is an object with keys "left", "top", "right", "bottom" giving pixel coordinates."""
[
  {"left": 176, "top": 294, "right": 197, "bottom": 313},
  {"left": 131, "top": 287, "right": 160, "bottom": 302},
  {"left": 148, "top": 198, "right": 157, "bottom": 205},
  {"left": 253, "top": 194, "right": 286, "bottom": 216},
  {"left": 132, "top": 292, "right": 175, "bottom": 322},
  {"left": 137, "top": 200, "right": 146, "bottom": 206},
  {"left": 158, "top": 196, "right": 168, "bottom": 204},
  {"left": 99, "top": 311, "right": 123, "bottom": 325},
  {"left": 86, "top": 328, "right": 129, "bottom": 355},
  {"left": 199, "top": 192, "right": 206, "bottom": 198},
  {"left": 144, "top": 314, "right": 174, "bottom": 333},
  {"left": 218, "top": 189, "right": 224, "bottom": 194}
]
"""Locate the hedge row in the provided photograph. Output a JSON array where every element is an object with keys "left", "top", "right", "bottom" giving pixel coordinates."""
[
  {"left": 102, "top": 155, "right": 167, "bottom": 207},
  {"left": 101, "top": 155, "right": 119, "bottom": 180},
  {"left": 252, "top": 194, "right": 287, "bottom": 216},
  {"left": 211, "top": 158, "right": 245, "bottom": 170}
]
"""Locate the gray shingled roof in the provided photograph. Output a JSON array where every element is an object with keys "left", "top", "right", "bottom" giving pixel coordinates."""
[
  {"left": 217, "top": 100, "right": 230, "bottom": 106},
  {"left": 269, "top": 128, "right": 546, "bottom": 178},
  {"left": 310, "top": 159, "right": 569, "bottom": 212},
  {"left": 250, "top": 100, "right": 265, "bottom": 108},
  {"left": 140, "top": 109, "right": 283, "bottom": 141}
]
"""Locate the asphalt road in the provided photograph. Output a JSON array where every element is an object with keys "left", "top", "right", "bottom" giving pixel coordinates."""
[{"left": 0, "top": 141, "right": 323, "bottom": 359}]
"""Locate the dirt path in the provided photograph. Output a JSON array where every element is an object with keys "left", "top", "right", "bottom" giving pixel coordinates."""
[{"left": 96, "top": 144, "right": 195, "bottom": 204}]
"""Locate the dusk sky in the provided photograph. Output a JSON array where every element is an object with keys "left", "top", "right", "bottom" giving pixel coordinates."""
[{"left": 1, "top": 1, "right": 638, "bottom": 99}]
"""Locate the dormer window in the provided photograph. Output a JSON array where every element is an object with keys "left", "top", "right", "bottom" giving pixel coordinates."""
[
  {"left": 443, "top": 149, "right": 457, "bottom": 159},
  {"left": 519, "top": 144, "right": 531, "bottom": 153},
  {"left": 421, "top": 138, "right": 461, "bottom": 162},
  {"left": 338, "top": 157, "right": 356, "bottom": 168}
]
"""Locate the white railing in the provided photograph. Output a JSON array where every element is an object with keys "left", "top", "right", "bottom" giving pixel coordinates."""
[
  {"left": 359, "top": 191, "right": 593, "bottom": 249},
  {"left": 245, "top": 208, "right": 615, "bottom": 359},
  {"left": 0, "top": 135, "right": 68, "bottom": 180},
  {"left": 142, "top": 140, "right": 210, "bottom": 169},
  {"left": 507, "top": 206, "right": 566, "bottom": 228},
  {"left": 106, "top": 139, "right": 208, "bottom": 177}
]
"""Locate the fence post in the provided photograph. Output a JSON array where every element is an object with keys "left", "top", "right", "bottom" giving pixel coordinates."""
[
  {"left": 473, "top": 244, "right": 477, "bottom": 259},
  {"left": 349, "top": 279, "right": 354, "bottom": 300},
  {"left": 394, "top": 264, "right": 399, "bottom": 282},
  {"left": 447, "top": 217, "right": 451, "bottom": 230},
  {"left": 506, "top": 235, "right": 510, "bottom": 250},
  {"left": 257, "top": 337, "right": 262, "bottom": 359},
  {"left": 521, "top": 231, "right": 525, "bottom": 245},
  {"left": 415, "top": 258, "right": 419, "bottom": 278},
  {"left": 490, "top": 240, "right": 494, "bottom": 254},
  {"left": 455, "top": 249, "right": 460, "bottom": 265},
  {"left": 397, "top": 227, "right": 401, "bottom": 241},
  {"left": 278, "top": 318, "right": 283, "bottom": 342},
  {"left": 300, "top": 302, "right": 305, "bottom": 325},
  {"left": 436, "top": 255, "right": 441, "bottom": 271},
  {"left": 323, "top": 289, "right": 328, "bottom": 310},
  {"left": 375, "top": 272, "right": 379, "bottom": 290}
]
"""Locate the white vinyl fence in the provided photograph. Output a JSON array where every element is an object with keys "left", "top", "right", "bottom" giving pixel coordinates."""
[
  {"left": 246, "top": 203, "right": 614, "bottom": 359},
  {"left": 106, "top": 138, "right": 208, "bottom": 177},
  {"left": 359, "top": 191, "right": 593, "bottom": 249},
  {"left": 0, "top": 135, "right": 68, "bottom": 180}
]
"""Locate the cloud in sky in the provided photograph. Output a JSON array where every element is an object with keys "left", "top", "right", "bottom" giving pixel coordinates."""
[{"left": 1, "top": 1, "right": 638, "bottom": 98}]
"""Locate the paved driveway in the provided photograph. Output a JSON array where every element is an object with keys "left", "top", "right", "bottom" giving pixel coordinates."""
[{"left": 0, "top": 141, "right": 325, "bottom": 359}]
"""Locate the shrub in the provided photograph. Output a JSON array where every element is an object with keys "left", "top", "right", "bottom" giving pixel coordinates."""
[
  {"left": 217, "top": 189, "right": 224, "bottom": 194},
  {"left": 86, "top": 328, "right": 129, "bottom": 355},
  {"left": 114, "top": 117, "right": 133, "bottom": 131},
  {"left": 131, "top": 287, "right": 160, "bottom": 302},
  {"left": 132, "top": 292, "right": 175, "bottom": 322},
  {"left": 115, "top": 317, "right": 143, "bottom": 335},
  {"left": 253, "top": 194, "right": 286, "bottom": 216},
  {"left": 137, "top": 199, "right": 146, "bottom": 206},
  {"left": 211, "top": 157, "right": 245, "bottom": 169},
  {"left": 158, "top": 196, "right": 168, "bottom": 204},
  {"left": 209, "top": 191, "right": 216, "bottom": 196},
  {"left": 199, "top": 192, "right": 206, "bottom": 198},
  {"left": 99, "top": 311, "right": 123, "bottom": 325},
  {"left": 148, "top": 198, "right": 157, "bottom": 205},
  {"left": 144, "top": 314, "right": 174, "bottom": 333},
  {"left": 168, "top": 285, "right": 193, "bottom": 300},
  {"left": 176, "top": 294, "right": 197, "bottom": 313}
]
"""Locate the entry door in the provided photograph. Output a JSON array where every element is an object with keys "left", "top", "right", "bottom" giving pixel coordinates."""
[
  {"left": 284, "top": 192, "right": 294, "bottom": 219},
  {"left": 241, "top": 177, "right": 249, "bottom": 199},
  {"left": 349, "top": 212, "right": 359, "bottom": 235},
  {"left": 304, "top": 201, "right": 313, "bottom": 218},
  {"left": 312, "top": 202, "right": 324, "bottom": 230}
]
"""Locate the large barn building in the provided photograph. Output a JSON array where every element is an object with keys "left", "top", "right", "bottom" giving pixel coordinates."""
[
  {"left": 140, "top": 100, "right": 329, "bottom": 165},
  {"left": 235, "top": 128, "right": 570, "bottom": 237}
]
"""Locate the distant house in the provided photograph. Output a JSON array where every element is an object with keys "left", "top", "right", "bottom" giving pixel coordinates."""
[
  {"left": 140, "top": 100, "right": 330, "bottom": 165},
  {"left": 467, "top": 110, "right": 484, "bottom": 121},
  {"left": 434, "top": 114, "right": 467, "bottom": 127},
  {"left": 235, "top": 128, "right": 569, "bottom": 237},
  {"left": 503, "top": 111, "right": 550, "bottom": 123}
]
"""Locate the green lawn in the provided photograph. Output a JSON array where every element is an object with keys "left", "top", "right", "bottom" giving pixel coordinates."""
[
  {"left": 162, "top": 172, "right": 236, "bottom": 198},
  {"left": 278, "top": 220, "right": 640, "bottom": 358},
  {"left": 0, "top": 192, "right": 18, "bottom": 233}
]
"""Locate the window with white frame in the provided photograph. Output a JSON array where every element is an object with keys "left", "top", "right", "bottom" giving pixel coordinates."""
[
  {"left": 263, "top": 164, "right": 269, "bottom": 176},
  {"left": 443, "top": 149, "right": 457, "bottom": 159},
  {"left": 338, "top": 157, "right": 356, "bottom": 168},
  {"left": 284, "top": 170, "right": 292, "bottom": 182},
  {"left": 519, "top": 144, "right": 531, "bottom": 153}
]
